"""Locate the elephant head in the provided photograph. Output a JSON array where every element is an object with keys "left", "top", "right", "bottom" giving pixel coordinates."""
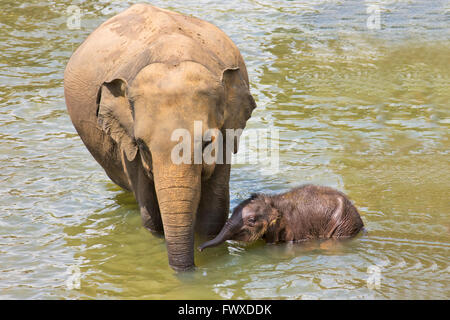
[
  {"left": 96, "top": 61, "right": 256, "bottom": 270},
  {"left": 198, "top": 194, "right": 280, "bottom": 251}
]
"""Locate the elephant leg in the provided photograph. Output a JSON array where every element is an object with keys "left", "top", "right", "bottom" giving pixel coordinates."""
[
  {"left": 122, "top": 153, "right": 163, "bottom": 234},
  {"left": 137, "top": 172, "right": 163, "bottom": 234},
  {"left": 195, "top": 163, "right": 230, "bottom": 237},
  {"left": 325, "top": 196, "right": 344, "bottom": 238}
]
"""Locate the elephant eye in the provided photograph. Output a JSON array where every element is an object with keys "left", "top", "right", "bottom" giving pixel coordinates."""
[
  {"left": 136, "top": 139, "right": 152, "bottom": 166},
  {"left": 202, "top": 133, "right": 219, "bottom": 151},
  {"left": 202, "top": 140, "right": 211, "bottom": 150},
  {"left": 247, "top": 216, "right": 256, "bottom": 225},
  {"left": 202, "top": 136, "right": 215, "bottom": 150},
  {"left": 129, "top": 100, "right": 135, "bottom": 120}
]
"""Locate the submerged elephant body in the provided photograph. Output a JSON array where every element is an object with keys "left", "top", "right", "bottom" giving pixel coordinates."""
[
  {"left": 64, "top": 4, "right": 256, "bottom": 271},
  {"left": 199, "top": 185, "right": 364, "bottom": 251}
]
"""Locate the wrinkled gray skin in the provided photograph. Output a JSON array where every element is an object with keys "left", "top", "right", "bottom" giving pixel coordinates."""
[
  {"left": 199, "top": 185, "right": 364, "bottom": 251},
  {"left": 64, "top": 4, "right": 256, "bottom": 271}
]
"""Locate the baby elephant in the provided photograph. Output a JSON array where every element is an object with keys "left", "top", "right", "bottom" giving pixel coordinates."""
[{"left": 198, "top": 184, "right": 364, "bottom": 251}]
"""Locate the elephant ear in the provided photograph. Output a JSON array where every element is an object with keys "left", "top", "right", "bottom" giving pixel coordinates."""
[
  {"left": 221, "top": 67, "right": 257, "bottom": 153},
  {"left": 97, "top": 78, "right": 138, "bottom": 162}
]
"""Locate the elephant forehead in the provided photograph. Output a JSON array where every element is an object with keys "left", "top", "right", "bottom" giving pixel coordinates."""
[
  {"left": 130, "top": 63, "right": 225, "bottom": 129},
  {"left": 242, "top": 200, "right": 269, "bottom": 217},
  {"left": 241, "top": 206, "right": 255, "bottom": 219},
  {"left": 131, "top": 61, "right": 221, "bottom": 95},
  {"left": 133, "top": 94, "right": 220, "bottom": 130}
]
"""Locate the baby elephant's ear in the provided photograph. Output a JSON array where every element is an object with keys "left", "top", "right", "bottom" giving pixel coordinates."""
[
  {"left": 250, "top": 193, "right": 261, "bottom": 200},
  {"left": 97, "top": 78, "right": 137, "bottom": 162}
]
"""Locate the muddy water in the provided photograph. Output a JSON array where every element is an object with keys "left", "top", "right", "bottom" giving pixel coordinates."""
[{"left": 0, "top": 0, "right": 449, "bottom": 299}]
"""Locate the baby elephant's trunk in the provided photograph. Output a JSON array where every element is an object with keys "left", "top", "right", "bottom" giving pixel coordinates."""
[{"left": 198, "top": 221, "right": 235, "bottom": 251}]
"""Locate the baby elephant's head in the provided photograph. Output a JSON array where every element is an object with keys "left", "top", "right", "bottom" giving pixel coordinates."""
[{"left": 198, "top": 194, "right": 279, "bottom": 251}]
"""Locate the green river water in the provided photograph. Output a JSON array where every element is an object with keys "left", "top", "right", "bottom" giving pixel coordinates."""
[{"left": 0, "top": 0, "right": 449, "bottom": 299}]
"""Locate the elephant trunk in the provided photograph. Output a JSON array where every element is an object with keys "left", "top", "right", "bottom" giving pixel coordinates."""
[
  {"left": 153, "top": 162, "right": 201, "bottom": 271},
  {"left": 198, "top": 219, "right": 237, "bottom": 251}
]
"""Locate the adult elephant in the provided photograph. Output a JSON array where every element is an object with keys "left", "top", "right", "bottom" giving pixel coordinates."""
[{"left": 64, "top": 4, "right": 256, "bottom": 271}]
